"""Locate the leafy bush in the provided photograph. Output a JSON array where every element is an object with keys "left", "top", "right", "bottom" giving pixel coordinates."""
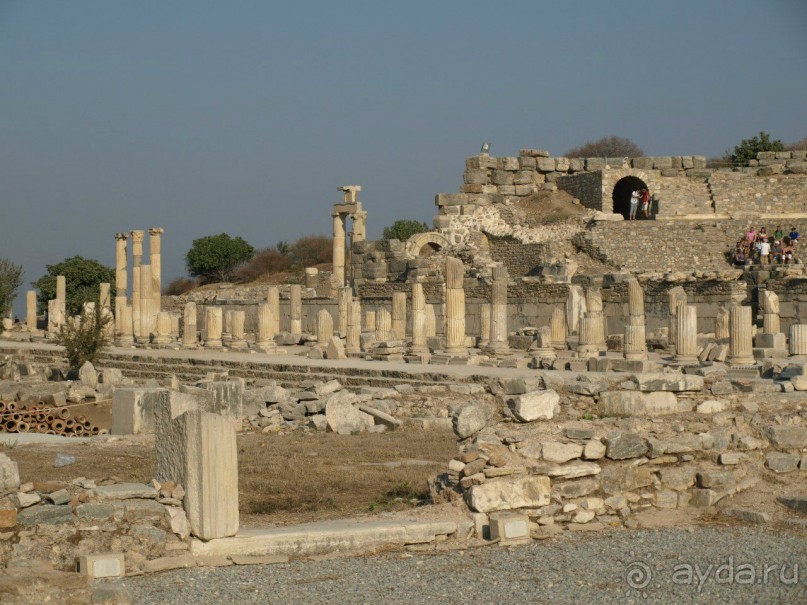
[
  {"left": 32, "top": 256, "right": 115, "bottom": 316},
  {"left": 287, "top": 235, "right": 332, "bottom": 268},
  {"left": 725, "top": 131, "right": 784, "bottom": 165},
  {"left": 163, "top": 276, "right": 199, "bottom": 296},
  {"left": 0, "top": 259, "right": 24, "bottom": 317},
  {"left": 56, "top": 305, "right": 112, "bottom": 370},
  {"left": 565, "top": 136, "right": 644, "bottom": 158},
  {"left": 185, "top": 233, "right": 256, "bottom": 283},
  {"left": 382, "top": 219, "right": 430, "bottom": 242},
  {"left": 233, "top": 248, "right": 292, "bottom": 283}
]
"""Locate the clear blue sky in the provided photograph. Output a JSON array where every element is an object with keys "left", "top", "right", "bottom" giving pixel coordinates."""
[{"left": 2, "top": 0, "right": 806, "bottom": 315}]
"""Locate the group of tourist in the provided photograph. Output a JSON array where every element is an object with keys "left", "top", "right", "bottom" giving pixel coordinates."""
[
  {"left": 629, "top": 188, "right": 651, "bottom": 220},
  {"left": 732, "top": 225, "right": 799, "bottom": 265}
]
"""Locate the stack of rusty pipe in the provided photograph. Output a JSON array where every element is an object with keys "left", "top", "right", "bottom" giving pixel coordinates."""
[{"left": 0, "top": 400, "right": 103, "bottom": 436}]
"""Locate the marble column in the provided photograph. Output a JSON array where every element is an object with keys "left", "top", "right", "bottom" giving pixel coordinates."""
[
  {"left": 667, "top": 286, "right": 687, "bottom": 348},
  {"left": 761, "top": 290, "right": 781, "bottom": 334},
  {"left": 577, "top": 313, "right": 602, "bottom": 358},
  {"left": 375, "top": 307, "right": 392, "bottom": 341},
  {"left": 114, "top": 233, "right": 128, "bottom": 332},
  {"left": 337, "top": 286, "right": 351, "bottom": 337},
  {"left": 584, "top": 286, "right": 606, "bottom": 351},
  {"left": 346, "top": 300, "right": 362, "bottom": 355},
  {"left": 130, "top": 230, "right": 145, "bottom": 338},
  {"left": 332, "top": 212, "right": 346, "bottom": 288},
  {"left": 182, "top": 302, "right": 197, "bottom": 348},
  {"left": 728, "top": 305, "right": 755, "bottom": 365},
  {"left": 154, "top": 312, "right": 173, "bottom": 345},
  {"left": 391, "top": 291, "right": 407, "bottom": 341},
  {"left": 410, "top": 283, "right": 428, "bottom": 356},
  {"left": 317, "top": 309, "right": 334, "bottom": 346},
  {"left": 675, "top": 304, "right": 698, "bottom": 364},
  {"left": 116, "top": 304, "right": 135, "bottom": 346},
  {"left": 221, "top": 310, "right": 233, "bottom": 346},
  {"left": 566, "top": 284, "right": 586, "bottom": 336},
  {"left": 230, "top": 311, "right": 247, "bottom": 349},
  {"left": 139, "top": 265, "right": 155, "bottom": 342},
  {"left": 305, "top": 267, "right": 319, "bottom": 289},
  {"left": 627, "top": 279, "right": 644, "bottom": 319},
  {"left": 25, "top": 290, "right": 37, "bottom": 332},
  {"left": 256, "top": 303, "right": 276, "bottom": 351},
  {"left": 551, "top": 307, "right": 567, "bottom": 348},
  {"left": 56, "top": 275, "right": 66, "bottom": 304},
  {"left": 171, "top": 314, "right": 180, "bottom": 340},
  {"left": 47, "top": 299, "right": 64, "bottom": 337},
  {"left": 204, "top": 307, "right": 223, "bottom": 349},
  {"left": 623, "top": 324, "right": 647, "bottom": 360},
  {"left": 149, "top": 227, "right": 164, "bottom": 312},
  {"left": 289, "top": 285, "right": 302, "bottom": 334},
  {"left": 486, "top": 264, "right": 509, "bottom": 355},
  {"left": 364, "top": 309, "right": 376, "bottom": 333},
  {"left": 715, "top": 305, "right": 730, "bottom": 340},
  {"left": 788, "top": 324, "right": 807, "bottom": 357},
  {"left": 267, "top": 287, "right": 280, "bottom": 335},
  {"left": 444, "top": 257, "right": 467, "bottom": 356},
  {"left": 425, "top": 304, "right": 437, "bottom": 337},
  {"left": 478, "top": 303, "right": 490, "bottom": 348}
]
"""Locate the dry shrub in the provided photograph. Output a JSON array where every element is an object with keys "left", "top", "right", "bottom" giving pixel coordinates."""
[
  {"left": 234, "top": 248, "right": 291, "bottom": 283},
  {"left": 163, "top": 277, "right": 198, "bottom": 296},
  {"left": 288, "top": 235, "right": 332, "bottom": 268}
]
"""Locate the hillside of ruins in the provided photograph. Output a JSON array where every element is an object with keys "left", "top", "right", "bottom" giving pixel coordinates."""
[{"left": 1, "top": 146, "right": 807, "bottom": 602}]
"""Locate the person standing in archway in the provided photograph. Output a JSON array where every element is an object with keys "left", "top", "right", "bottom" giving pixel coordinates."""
[
  {"left": 641, "top": 188, "right": 650, "bottom": 218},
  {"left": 629, "top": 189, "right": 640, "bottom": 220}
]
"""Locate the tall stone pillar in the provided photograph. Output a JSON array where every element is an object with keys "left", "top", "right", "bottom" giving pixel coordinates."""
[
  {"left": 204, "top": 307, "right": 223, "bottom": 349},
  {"left": 230, "top": 311, "right": 247, "bottom": 349},
  {"left": 139, "top": 265, "right": 155, "bottom": 342},
  {"left": 728, "top": 305, "right": 755, "bottom": 365},
  {"left": 171, "top": 314, "right": 180, "bottom": 340},
  {"left": 486, "top": 264, "right": 510, "bottom": 355},
  {"left": 346, "top": 300, "right": 362, "bottom": 355},
  {"left": 444, "top": 257, "right": 467, "bottom": 356},
  {"left": 375, "top": 308, "right": 392, "bottom": 341},
  {"left": 627, "top": 279, "right": 644, "bottom": 320},
  {"left": 425, "top": 304, "right": 437, "bottom": 337},
  {"left": 667, "top": 286, "right": 687, "bottom": 348},
  {"left": 48, "top": 275, "right": 67, "bottom": 337},
  {"left": 149, "top": 227, "right": 164, "bottom": 312},
  {"left": 222, "top": 310, "right": 233, "bottom": 346},
  {"left": 584, "top": 286, "right": 606, "bottom": 351},
  {"left": 182, "top": 302, "right": 197, "bottom": 349},
  {"left": 551, "top": 307, "right": 567, "bottom": 348},
  {"left": 267, "top": 287, "right": 280, "bottom": 335},
  {"left": 410, "top": 283, "right": 428, "bottom": 356},
  {"left": 577, "top": 314, "right": 602, "bottom": 358},
  {"left": 566, "top": 284, "right": 586, "bottom": 336},
  {"left": 332, "top": 212, "right": 346, "bottom": 289},
  {"left": 675, "top": 304, "right": 698, "bottom": 364},
  {"left": 256, "top": 303, "right": 276, "bottom": 351},
  {"left": 478, "top": 303, "right": 490, "bottom": 348},
  {"left": 788, "top": 324, "right": 807, "bottom": 357},
  {"left": 289, "top": 285, "right": 302, "bottom": 334},
  {"left": 25, "top": 290, "right": 37, "bottom": 332},
  {"left": 305, "top": 267, "right": 319, "bottom": 290},
  {"left": 715, "top": 304, "right": 730, "bottom": 340},
  {"left": 154, "top": 312, "right": 173, "bottom": 345},
  {"left": 365, "top": 309, "right": 376, "bottom": 333},
  {"left": 761, "top": 290, "right": 781, "bottom": 334},
  {"left": 623, "top": 324, "right": 647, "bottom": 360},
  {"left": 317, "top": 309, "right": 334, "bottom": 346},
  {"left": 130, "top": 230, "right": 145, "bottom": 337},
  {"left": 391, "top": 291, "right": 407, "bottom": 341},
  {"left": 338, "top": 286, "right": 351, "bottom": 337},
  {"left": 56, "top": 275, "right": 66, "bottom": 304},
  {"left": 114, "top": 233, "right": 128, "bottom": 332},
  {"left": 116, "top": 304, "right": 134, "bottom": 346}
]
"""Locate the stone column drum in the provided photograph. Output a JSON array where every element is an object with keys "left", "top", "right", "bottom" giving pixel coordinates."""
[
  {"left": 675, "top": 304, "right": 698, "bottom": 364},
  {"left": 337, "top": 286, "right": 351, "bottom": 337},
  {"left": 627, "top": 279, "right": 645, "bottom": 319},
  {"left": 667, "top": 286, "right": 687, "bottom": 348},
  {"left": 139, "top": 265, "right": 155, "bottom": 342},
  {"left": 182, "top": 302, "right": 197, "bottom": 348},
  {"left": 130, "top": 230, "right": 145, "bottom": 338},
  {"left": 623, "top": 324, "right": 647, "bottom": 360},
  {"left": 289, "top": 285, "right": 302, "bottom": 334},
  {"left": 25, "top": 290, "right": 37, "bottom": 332},
  {"left": 550, "top": 307, "right": 567, "bottom": 348},
  {"left": 410, "top": 283, "right": 428, "bottom": 355},
  {"left": 149, "top": 227, "right": 163, "bottom": 312},
  {"left": 584, "top": 286, "right": 606, "bottom": 349},
  {"left": 204, "top": 307, "right": 223, "bottom": 349},
  {"left": 478, "top": 303, "right": 490, "bottom": 348},
  {"left": 715, "top": 305, "right": 730, "bottom": 340},
  {"left": 425, "top": 304, "right": 437, "bottom": 338},
  {"left": 728, "top": 305, "right": 755, "bottom": 365},
  {"left": 346, "top": 300, "right": 362, "bottom": 355},
  {"left": 317, "top": 309, "right": 334, "bottom": 346},
  {"left": 444, "top": 257, "right": 467, "bottom": 356},
  {"left": 229, "top": 311, "right": 247, "bottom": 349},
  {"left": 332, "top": 212, "right": 346, "bottom": 288},
  {"left": 364, "top": 309, "right": 376, "bottom": 334},
  {"left": 116, "top": 305, "right": 135, "bottom": 346},
  {"left": 486, "top": 264, "right": 509, "bottom": 355},
  {"left": 305, "top": 267, "right": 319, "bottom": 289},
  {"left": 375, "top": 308, "right": 392, "bottom": 341},
  {"left": 391, "top": 291, "right": 407, "bottom": 341},
  {"left": 114, "top": 233, "right": 127, "bottom": 332},
  {"left": 761, "top": 290, "right": 781, "bottom": 334},
  {"left": 566, "top": 285, "right": 586, "bottom": 336},
  {"left": 255, "top": 303, "right": 276, "bottom": 351},
  {"left": 788, "top": 324, "right": 807, "bottom": 357},
  {"left": 154, "top": 312, "right": 173, "bottom": 345},
  {"left": 577, "top": 314, "right": 602, "bottom": 358},
  {"left": 267, "top": 287, "right": 281, "bottom": 335}
]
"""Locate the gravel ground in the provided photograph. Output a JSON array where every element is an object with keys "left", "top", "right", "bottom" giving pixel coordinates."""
[{"left": 107, "top": 527, "right": 807, "bottom": 605}]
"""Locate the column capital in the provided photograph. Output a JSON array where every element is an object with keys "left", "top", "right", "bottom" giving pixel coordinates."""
[
  {"left": 115, "top": 232, "right": 129, "bottom": 241},
  {"left": 149, "top": 227, "right": 164, "bottom": 236},
  {"left": 337, "top": 185, "right": 361, "bottom": 203},
  {"left": 130, "top": 230, "right": 145, "bottom": 243}
]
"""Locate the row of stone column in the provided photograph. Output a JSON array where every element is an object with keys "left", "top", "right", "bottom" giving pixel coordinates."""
[{"left": 114, "top": 228, "right": 163, "bottom": 343}]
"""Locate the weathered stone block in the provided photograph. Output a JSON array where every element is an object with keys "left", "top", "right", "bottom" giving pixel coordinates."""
[
  {"left": 604, "top": 431, "right": 648, "bottom": 459},
  {"left": 541, "top": 442, "right": 584, "bottom": 464},
  {"left": 0, "top": 452, "right": 20, "bottom": 491},
  {"left": 507, "top": 390, "right": 558, "bottom": 422},
  {"left": 18, "top": 504, "right": 73, "bottom": 525},
  {"left": 466, "top": 476, "right": 551, "bottom": 513},
  {"left": 79, "top": 553, "right": 125, "bottom": 579},
  {"left": 488, "top": 512, "right": 529, "bottom": 544},
  {"left": 112, "top": 387, "right": 169, "bottom": 435},
  {"left": 766, "top": 452, "right": 800, "bottom": 473},
  {"left": 453, "top": 401, "right": 492, "bottom": 439},
  {"left": 764, "top": 425, "right": 807, "bottom": 449},
  {"left": 599, "top": 391, "right": 688, "bottom": 417}
]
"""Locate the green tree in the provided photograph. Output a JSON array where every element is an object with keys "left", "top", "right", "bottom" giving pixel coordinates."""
[
  {"left": 185, "top": 233, "right": 256, "bottom": 283},
  {"left": 725, "top": 131, "right": 784, "bottom": 165},
  {"left": 32, "top": 256, "right": 115, "bottom": 316},
  {"left": 382, "top": 219, "right": 430, "bottom": 242},
  {"left": 565, "top": 136, "right": 644, "bottom": 158},
  {"left": 0, "top": 259, "right": 24, "bottom": 317}
]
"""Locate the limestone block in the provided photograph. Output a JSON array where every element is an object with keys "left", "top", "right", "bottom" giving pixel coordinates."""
[
  {"left": 763, "top": 425, "right": 807, "bottom": 449},
  {"left": 325, "top": 398, "right": 373, "bottom": 435},
  {"left": 766, "top": 452, "right": 800, "bottom": 473},
  {"left": 78, "top": 361, "right": 98, "bottom": 388},
  {"left": 0, "top": 453, "right": 20, "bottom": 491},
  {"left": 604, "top": 431, "right": 648, "bottom": 460},
  {"left": 204, "top": 381, "right": 244, "bottom": 419},
  {"left": 599, "top": 391, "right": 688, "bottom": 417},
  {"left": 79, "top": 553, "right": 126, "bottom": 579},
  {"left": 583, "top": 440, "right": 606, "bottom": 460},
  {"left": 632, "top": 373, "right": 704, "bottom": 392},
  {"left": 541, "top": 442, "right": 584, "bottom": 464},
  {"left": 112, "top": 387, "right": 169, "bottom": 435},
  {"left": 452, "top": 401, "right": 492, "bottom": 439},
  {"left": 158, "top": 409, "right": 239, "bottom": 540},
  {"left": 488, "top": 512, "right": 529, "bottom": 544},
  {"left": 507, "top": 389, "right": 558, "bottom": 422},
  {"left": 155, "top": 392, "right": 201, "bottom": 482},
  {"left": 466, "top": 476, "right": 551, "bottom": 513},
  {"left": 325, "top": 336, "right": 347, "bottom": 359},
  {"left": 696, "top": 399, "right": 727, "bottom": 414}
]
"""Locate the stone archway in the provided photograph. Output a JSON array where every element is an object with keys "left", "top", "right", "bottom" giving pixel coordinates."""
[
  {"left": 601, "top": 169, "right": 655, "bottom": 218},
  {"left": 405, "top": 232, "right": 450, "bottom": 257},
  {"left": 611, "top": 176, "right": 649, "bottom": 219}
]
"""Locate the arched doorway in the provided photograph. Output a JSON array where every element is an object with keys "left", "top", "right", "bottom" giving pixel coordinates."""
[{"left": 612, "top": 176, "right": 649, "bottom": 220}]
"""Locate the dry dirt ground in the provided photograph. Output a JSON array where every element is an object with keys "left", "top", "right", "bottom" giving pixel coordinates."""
[{"left": 6, "top": 427, "right": 458, "bottom": 527}]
